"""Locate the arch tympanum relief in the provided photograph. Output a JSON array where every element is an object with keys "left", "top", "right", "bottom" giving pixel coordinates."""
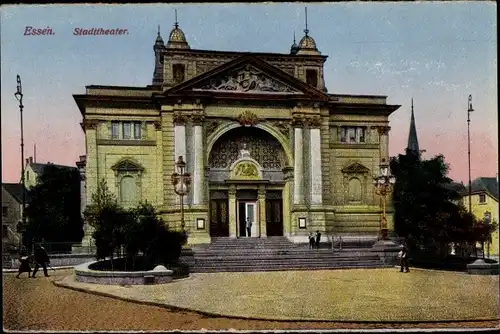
[{"left": 208, "top": 127, "right": 286, "bottom": 183}]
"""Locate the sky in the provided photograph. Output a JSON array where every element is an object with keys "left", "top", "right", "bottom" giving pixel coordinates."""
[{"left": 1, "top": 2, "right": 497, "bottom": 184}]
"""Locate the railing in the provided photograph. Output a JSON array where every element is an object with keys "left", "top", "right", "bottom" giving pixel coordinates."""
[{"left": 326, "top": 235, "right": 406, "bottom": 250}]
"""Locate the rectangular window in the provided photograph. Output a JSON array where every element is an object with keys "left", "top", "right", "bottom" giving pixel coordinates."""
[
  {"left": 306, "top": 69, "right": 318, "bottom": 88},
  {"left": 122, "top": 122, "right": 131, "bottom": 139},
  {"left": 479, "top": 194, "right": 486, "bottom": 204},
  {"left": 133, "top": 122, "right": 142, "bottom": 139},
  {"left": 340, "top": 127, "right": 366, "bottom": 143},
  {"left": 173, "top": 64, "right": 185, "bottom": 83},
  {"left": 111, "top": 122, "right": 120, "bottom": 139},
  {"left": 2, "top": 207, "right": 8, "bottom": 217}
]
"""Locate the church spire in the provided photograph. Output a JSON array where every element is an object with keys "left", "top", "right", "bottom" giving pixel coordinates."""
[{"left": 407, "top": 98, "right": 420, "bottom": 156}]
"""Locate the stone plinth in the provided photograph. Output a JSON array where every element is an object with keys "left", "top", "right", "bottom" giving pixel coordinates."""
[{"left": 371, "top": 239, "right": 400, "bottom": 266}]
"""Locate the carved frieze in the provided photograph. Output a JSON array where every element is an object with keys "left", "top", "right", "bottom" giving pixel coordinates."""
[
  {"left": 290, "top": 114, "right": 305, "bottom": 127},
  {"left": 205, "top": 120, "right": 221, "bottom": 137},
  {"left": 271, "top": 121, "right": 290, "bottom": 136},
  {"left": 234, "top": 162, "right": 259, "bottom": 178},
  {"left": 195, "top": 64, "right": 298, "bottom": 94},
  {"left": 236, "top": 110, "right": 259, "bottom": 126},
  {"left": 172, "top": 112, "right": 188, "bottom": 125}
]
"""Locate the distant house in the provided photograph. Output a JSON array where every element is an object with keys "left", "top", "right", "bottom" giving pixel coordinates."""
[
  {"left": 24, "top": 156, "right": 78, "bottom": 189},
  {"left": 461, "top": 177, "right": 499, "bottom": 257},
  {"left": 1, "top": 183, "right": 30, "bottom": 252}
]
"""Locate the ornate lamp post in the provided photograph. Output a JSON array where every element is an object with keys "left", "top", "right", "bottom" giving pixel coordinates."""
[
  {"left": 467, "top": 95, "right": 474, "bottom": 215},
  {"left": 171, "top": 156, "right": 191, "bottom": 233},
  {"left": 373, "top": 159, "right": 396, "bottom": 240},
  {"left": 14, "top": 75, "right": 26, "bottom": 237}
]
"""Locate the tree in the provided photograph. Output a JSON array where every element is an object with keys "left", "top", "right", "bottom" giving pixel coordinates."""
[
  {"left": 20, "top": 164, "right": 83, "bottom": 251},
  {"left": 390, "top": 150, "right": 472, "bottom": 257}
]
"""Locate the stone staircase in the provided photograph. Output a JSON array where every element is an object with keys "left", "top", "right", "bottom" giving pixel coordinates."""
[{"left": 185, "top": 236, "right": 389, "bottom": 273}]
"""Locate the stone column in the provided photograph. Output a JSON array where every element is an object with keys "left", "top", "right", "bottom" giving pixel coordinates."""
[
  {"left": 282, "top": 167, "right": 293, "bottom": 237},
  {"left": 292, "top": 116, "right": 305, "bottom": 205},
  {"left": 173, "top": 113, "right": 187, "bottom": 205},
  {"left": 191, "top": 114, "right": 205, "bottom": 205},
  {"left": 81, "top": 120, "right": 98, "bottom": 248},
  {"left": 228, "top": 185, "right": 237, "bottom": 238},
  {"left": 378, "top": 126, "right": 391, "bottom": 162},
  {"left": 308, "top": 116, "right": 323, "bottom": 205},
  {"left": 258, "top": 186, "right": 267, "bottom": 237}
]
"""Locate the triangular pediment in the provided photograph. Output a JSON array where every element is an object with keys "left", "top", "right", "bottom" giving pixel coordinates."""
[
  {"left": 111, "top": 158, "right": 144, "bottom": 172},
  {"left": 341, "top": 162, "right": 370, "bottom": 174},
  {"left": 163, "top": 56, "right": 329, "bottom": 101}
]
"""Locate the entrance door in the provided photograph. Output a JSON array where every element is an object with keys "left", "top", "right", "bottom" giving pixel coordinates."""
[
  {"left": 238, "top": 201, "right": 257, "bottom": 237},
  {"left": 266, "top": 199, "right": 283, "bottom": 236},
  {"left": 210, "top": 199, "right": 229, "bottom": 237}
]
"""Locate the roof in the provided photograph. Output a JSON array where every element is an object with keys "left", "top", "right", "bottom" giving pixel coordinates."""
[
  {"left": 2, "top": 183, "right": 30, "bottom": 204},
  {"left": 463, "top": 177, "right": 499, "bottom": 201},
  {"left": 442, "top": 181, "right": 466, "bottom": 194},
  {"left": 28, "top": 162, "right": 77, "bottom": 176}
]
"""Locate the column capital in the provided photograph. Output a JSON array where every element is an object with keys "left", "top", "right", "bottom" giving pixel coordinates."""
[
  {"left": 282, "top": 166, "right": 294, "bottom": 181},
  {"left": 173, "top": 112, "right": 188, "bottom": 125},
  {"left": 154, "top": 120, "right": 162, "bottom": 130},
  {"left": 304, "top": 115, "right": 322, "bottom": 128},
  {"left": 291, "top": 114, "right": 305, "bottom": 127},
  {"left": 228, "top": 185, "right": 237, "bottom": 196},
  {"left": 81, "top": 119, "right": 99, "bottom": 130},
  {"left": 377, "top": 126, "right": 391, "bottom": 135},
  {"left": 191, "top": 113, "right": 205, "bottom": 125},
  {"left": 258, "top": 185, "right": 266, "bottom": 197}
]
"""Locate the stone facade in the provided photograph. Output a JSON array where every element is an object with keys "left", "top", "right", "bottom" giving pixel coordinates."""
[{"left": 74, "top": 22, "right": 400, "bottom": 245}]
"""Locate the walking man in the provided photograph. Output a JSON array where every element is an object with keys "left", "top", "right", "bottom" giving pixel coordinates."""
[
  {"left": 32, "top": 243, "right": 50, "bottom": 278},
  {"left": 246, "top": 217, "right": 252, "bottom": 237},
  {"left": 309, "top": 232, "right": 315, "bottom": 249}
]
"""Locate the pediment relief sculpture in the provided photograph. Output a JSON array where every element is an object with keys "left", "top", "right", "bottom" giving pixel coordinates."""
[
  {"left": 341, "top": 162, "right": 370, "bottom": 174},
  {"left": 112, "top": 158, "right": 144, "bottom": 173},
  {"left": 194, "top": 65, "right": 299, "bottom": 94}
]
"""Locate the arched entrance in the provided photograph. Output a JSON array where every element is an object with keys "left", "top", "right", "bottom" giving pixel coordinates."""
[{"left": 207, "top": 126, "right": 288, "bottom": 238}]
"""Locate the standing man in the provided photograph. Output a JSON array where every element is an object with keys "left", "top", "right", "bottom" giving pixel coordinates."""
[
  {"left": 315, "top": 230, "right": 322, "bottom": 249},
  {"left": 32, "top": 243, "right": 50, "bottom": 278},
  {"left": 400, "top": 244, "right": 410, "bottom": 273},
  {"left": 246, "top": 217, "right": 252, "bottom": 237}
]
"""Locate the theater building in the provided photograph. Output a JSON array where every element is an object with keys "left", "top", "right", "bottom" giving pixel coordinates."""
[{"left": 74, "top": 20, "right": 400, "bottom": 245}]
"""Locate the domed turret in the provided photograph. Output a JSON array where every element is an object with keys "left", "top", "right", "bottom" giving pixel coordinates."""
[
  {"left": 166, "top": 10, "right": 190, "bottom": 50},
  {"left": 296, "top": 8, "right": 321, "bottom": 56},
  {"left": 290, "top": 32, "right": 299, "bottom": 55},
  {"left": 154, "top": 25, "right": 165, "bottom": 50}
]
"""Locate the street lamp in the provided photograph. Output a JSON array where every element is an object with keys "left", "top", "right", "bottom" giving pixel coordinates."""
[
  {"left": 373, "top": 159, "right": 396, "bottom": 240},
  {"left": 171, "top": 156, "right": 191, "bottom": 233},
  {"left": 14, "top": 75, "right": 26, "bottom": 234},
  {"left": 467, "top": 95, "right": 474, "bottom": 215}
]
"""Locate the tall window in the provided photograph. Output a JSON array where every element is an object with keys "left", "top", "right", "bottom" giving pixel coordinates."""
[
  {"left": 306, "top": 69, "right": 318, "bottom": 88},
  {"left": 120, "top": 176, "right": 137, "bottom": 207},
  {"left": 2, "top": 207, "right": 8, "bottom": 217},
  {"left": 173, "top": 64, "right": 185, "bottom": 83},
  {"left": 340, "top": 127, "right": 366, "bottom": 144},
  {"left": 122, "top": 123, "right": 131, "bottom": 139},
  {"left": 111, "top": 121, "right": 120, "bottom": 139},
  {"left": 479, "top": 194, "right": 486, "bottom": 204},
  {"left": 133, "top": 122, "right": 141, "bottom": 139}
]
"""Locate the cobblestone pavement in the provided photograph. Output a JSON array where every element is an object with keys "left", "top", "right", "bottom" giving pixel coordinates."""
[{"left": 3, "top": 270, "right": 500, "bottom": 331}]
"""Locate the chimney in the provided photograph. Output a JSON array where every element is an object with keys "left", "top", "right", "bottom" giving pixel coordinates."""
[
  {"left": 25, "top": 158, "right": 30, "bottom": 166},
  {"left": 29, "top": 157, "right": 33, "bottom": 164}
]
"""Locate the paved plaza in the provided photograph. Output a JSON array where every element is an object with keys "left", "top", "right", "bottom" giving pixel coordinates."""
[
  {"left": 3, "top": 269, "right": 499, "bottom": 331},
  {"left": 57, "top": 268, "right": 498, "bottom": 322}
]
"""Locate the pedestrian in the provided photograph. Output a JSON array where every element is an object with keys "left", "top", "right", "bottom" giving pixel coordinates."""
[
  {"left": 400, "top": 244, "right": 410, "bottom": 273},
  {"left": 309, "top": 232, "right": 315, "bottom": 249},
  {"left": 15, "top": 249, "right": 32, "bottom": 278},
  {"left": 315, "top": 230, "right": 322, "bottom": 249},
  {"left": 246, "top": 217, "right": 252, "bottom": 237},
  {"left": 32, "top": 243, "right": 50, "bottom": 278}
]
